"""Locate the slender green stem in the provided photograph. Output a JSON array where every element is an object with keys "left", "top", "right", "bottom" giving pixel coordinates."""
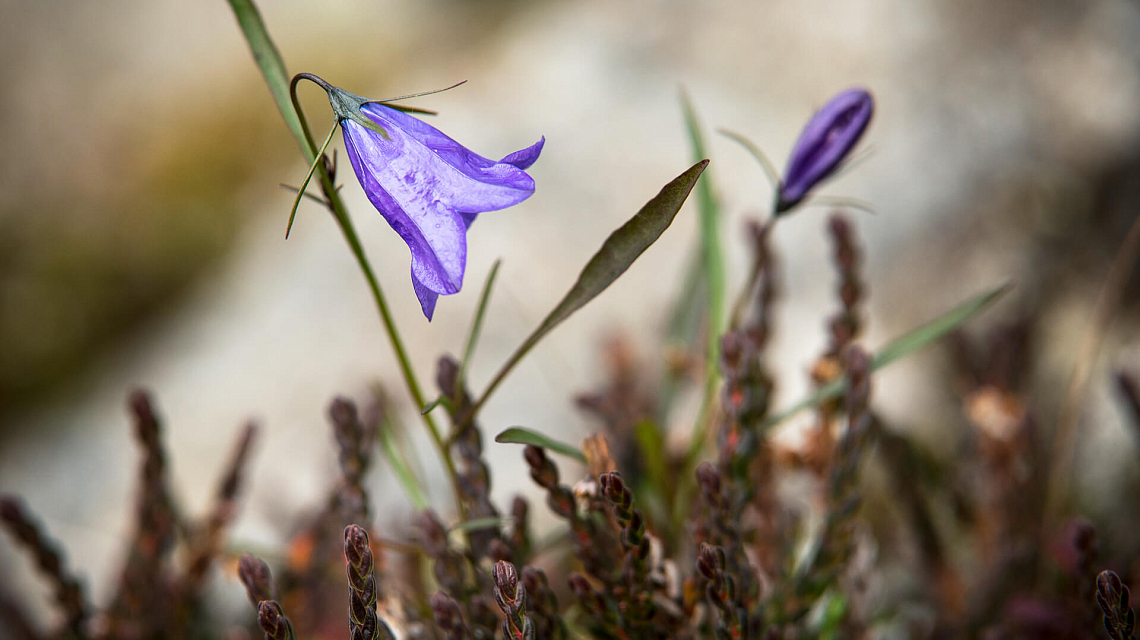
[
  {"left": 718, "top": 128, "right": 781, "bottom": 193},
  {"left": 226, "top": 0, "right": 464, "bottom": 515},
  {"left": 377, "top": 417, "right": 430, "bottom": 510}
]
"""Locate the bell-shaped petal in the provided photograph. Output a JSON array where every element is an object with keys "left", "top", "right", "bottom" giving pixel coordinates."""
[
  {"left": 339, "top": 101, "right": 541, "bottom": 320},
  {"left": 776, "top": 88, "right": 873, "bottom": 214}
]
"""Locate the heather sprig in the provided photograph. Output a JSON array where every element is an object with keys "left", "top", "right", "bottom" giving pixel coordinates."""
[
  {"left": 523, "top": 445, "right": 614, "bottom": 582},
  {"left": 329, "top": 398, "right": 374, "bottom": 526},
  {"left": 431, "top": 591, "right": 472, "bottom": 640},
  {"left": 436, "top": 355, "right": 503, "bottom": 559},
  {"left": 105, "top": 389, "right": 178, "bottom": 636},
  {"left": 345, "top": 524, "right": 396, "bottom": 640},
  {"left": 521, "top": 566, "right": 566, "bottom": 640},
  {"left": 794, "top": 346, "right": 872, "bottom": 603},
  {"left": 184, "top": 422, "right": 258, "bottom": 591},
  {"left": 823, "top": 214, "right": 864, "bottom": 359},
  {"left": 257, "top": 600, "right": 297, "bottom": 640},
  {"left": 0, "top": 496, "right": 88, "bottom": 637},
  {"left": 599, "top": 471, "right": 655, "bottom": 623},
  {"left": 567, "top": 573, "right": 624, "bottom": 638},
  {"left": 238, "top": 553, "right": 276, "bottom": 606},
  {"left": 1097, "top": 570, "right": 1137, "bottom": 640},
  {"left": 418, "top": 510, "right": 469, "bottom": 599},
  {"left": 492, "top": 560, "right": 535, "bottom": 640},
  {"left": 696, "top": 542, "right": 743, "bottom": 640},
  {"left": 738, "top": 220, "right": 779, "bottom": 344},
  {"left": 507, "top": 497, "right": 533, "bottom": 565}
]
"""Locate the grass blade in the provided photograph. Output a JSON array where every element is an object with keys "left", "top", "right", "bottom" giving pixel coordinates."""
[
  {"left": 680, "top": 92, "right": 727, "bottom": 460},
  {"left": 762, "top": 283, "right": 1011, "bottom": 429}
]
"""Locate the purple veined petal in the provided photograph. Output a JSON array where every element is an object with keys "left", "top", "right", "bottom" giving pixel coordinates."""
[
  {"left": 500, "top": 136, "right": 545, "bottom": 170},
  {"left": 359, "top": 103, "right": 537, "bottom": 213},
  {"left": 411, "top": 272, "right": 440, "bottom": 320},
  {"left": 342, "top": 118, "right": 468, "bottom": 297},
  {"left": 778, "top": 88, "right": 873, "bottom": 212},
  {"left": 458, "top": 138, "right": 545, "bottom": 230}
]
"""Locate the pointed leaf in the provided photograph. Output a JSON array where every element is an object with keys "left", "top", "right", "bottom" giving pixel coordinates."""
[
  {"left": 762, "top": 283, "right": 1011, "bottom": 430},
  {"left": 470, "top": 161, "right": 709, "bottom": 416},
  {"left": 495, "top": 427, "right": 587, "bottom": 463},
  {"left": 534, "top": 160, "right": 708, "bottom": 340}
]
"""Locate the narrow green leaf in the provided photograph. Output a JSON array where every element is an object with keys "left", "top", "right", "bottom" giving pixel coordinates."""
[
  {"left": 680, "top": 92, "right": 726, "bottom": 353},
  {"left": 456, "top": 259, "right": 501, "bottom": 398},
  {"left": 225, "top": 0, "right": 308, "bottom": 157},
  {"left": 761, "top": 283, "right": 1011, "bottom": 430},
  {"left": 680, "top": 92, "right": 727, "bottom": 465},
  {"left": 469, "top": 160, "right": 709, "bottom": 417},
  {"left": 377, "top": 420, "right": 430, "bottom": 510},
  {"left": 494, "top": 427, "right": 587, "bottom": 463}
]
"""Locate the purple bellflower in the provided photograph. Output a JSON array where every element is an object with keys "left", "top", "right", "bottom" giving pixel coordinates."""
[
  {"left": 776, "top": 88, "right": 873, "bottom": 214},
  {"left": 314, "top": 77, "right": 542, "bottom": 320}
]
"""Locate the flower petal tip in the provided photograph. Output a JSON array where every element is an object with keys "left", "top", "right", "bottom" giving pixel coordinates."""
[
  {"left": 412, "top": 274, "right": 440, "bottom": 321},
  {"left": 500, "top": 136, "right": 545, "bottom": 170}
]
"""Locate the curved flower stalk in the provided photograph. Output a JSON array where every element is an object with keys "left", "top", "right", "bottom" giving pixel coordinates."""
[
  {"left": 293, "top": 73, "right": 543, "bottom": 320},
  {"left": 775, "top": 88, "right": 873, "bottom": 214}
]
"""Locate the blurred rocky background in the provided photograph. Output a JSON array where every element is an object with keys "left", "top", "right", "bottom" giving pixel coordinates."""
[{"left": 2, "top": 0, "right": 1140, "bottom": 633}]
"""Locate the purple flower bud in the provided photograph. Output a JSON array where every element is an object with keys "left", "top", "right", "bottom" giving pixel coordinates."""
[
  {"left": 332, "top": 85, "right": 543, "bottom": 320},
  {"left": 776, "top": 88, "right": 873, "bottom": 214}
]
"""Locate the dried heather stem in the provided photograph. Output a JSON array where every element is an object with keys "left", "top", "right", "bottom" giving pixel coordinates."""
[
  {"left": 523, "top": 445, "right": 613, "bottom": 581},
  {"left": 824, "top": 214, "right": 864, "bottom": 358},
  {"left": 256, "top": 600, "right": 296, "bottom": 640},
  {"left": 599, "top": 471, "right": 655, "bottom": 626},
  {"left": 1096, "top": 570, "right": 1137, "bottom": 640},
  {"left": 492, "top": 560, "right": 534, "bottom": 640},
  {"left": 344, "top": 524, "right": 395, "bottom": 640},
  {"left": 431, "top": 591, "right": 471, "bottom": 640},
  {"left": 0, "top": 496, "right": 88, "bottom": 637},
  {"left": 107, "top": 389, "right": 177, "bottom": 636},
  {"left": 417, "top": 510, "right": 468, "bottom": 599},
  {"left": 521, "top": 566, "right": 565, "bottom": 640},
  {"left": 507, "top": 496, "right": 532, "bottom": 564},
  {"left": 329, "top": 398, "right": 373, "bottom": 525},
  {"left": 795, "top": 346, "right": 872, "bottom": 602},
  {"left": 437, "top": 355, "right": 502, "bottom": 559},
  {"left": 238, "top": 553, "right": 275, "bottom": 607},
  {"left": 185, "top": 422, "right": 258, "bottom": 590},
  {"left": 697, "top": 542, "right": 741, "bottom": 640},
  {"left": 730, "top": 219, "right": 779, "bottom": 339}
]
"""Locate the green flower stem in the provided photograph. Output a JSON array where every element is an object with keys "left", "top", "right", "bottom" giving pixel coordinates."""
[{"left": 226, "top": 0, "right": 462, "bottom": 517}]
